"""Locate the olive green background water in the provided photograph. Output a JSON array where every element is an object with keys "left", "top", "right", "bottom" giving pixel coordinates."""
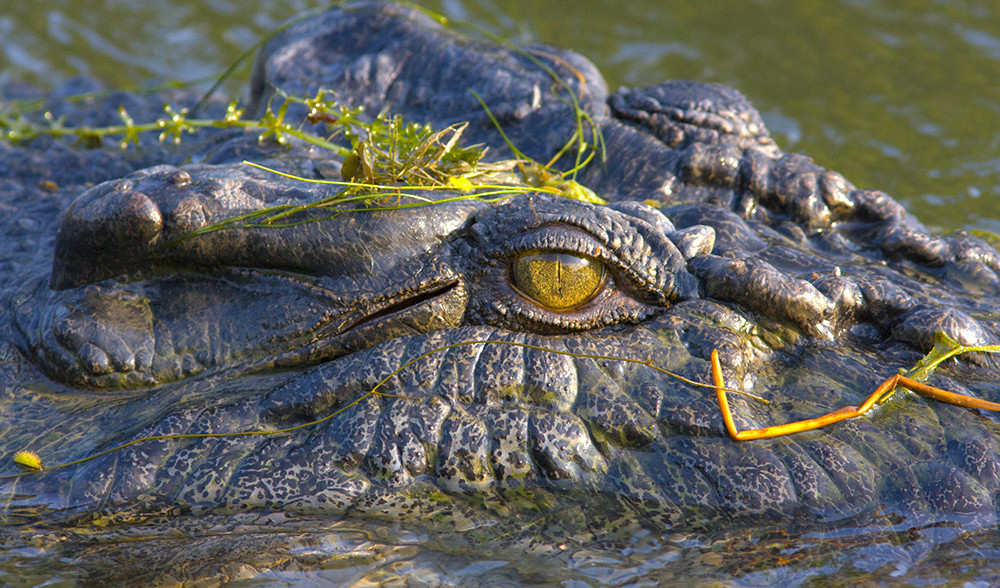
[{"left": 4, "top": 0, "right": 1000, "bottom": 235}]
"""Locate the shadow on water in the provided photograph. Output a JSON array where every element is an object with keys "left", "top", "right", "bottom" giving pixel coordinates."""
[{"left": 3, "top": 0, "right": 1000, "bottom": 585}]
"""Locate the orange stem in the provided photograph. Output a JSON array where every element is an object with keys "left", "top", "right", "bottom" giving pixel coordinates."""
[{"left": 710, "top": 350, "right": 1000, "bottom": 441}]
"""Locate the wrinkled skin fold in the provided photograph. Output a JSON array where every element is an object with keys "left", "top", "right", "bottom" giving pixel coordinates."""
[{"left": 3, "top": 0, "right": 1000, "bottom": 553}]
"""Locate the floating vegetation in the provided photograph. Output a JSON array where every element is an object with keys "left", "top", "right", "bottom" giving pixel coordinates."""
[
  {"left": 0, "top": 92, "right": 353, "bottom": 154},
  {"left": 2, "top": 84, "right": 607, "bottom": 244},
  {"left": 12, "top": 450, "right": 43, "bottom": 472}
]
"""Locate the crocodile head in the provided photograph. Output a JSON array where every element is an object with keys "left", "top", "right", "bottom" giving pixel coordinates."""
[
  {"left": 5, "top": 0, "right": 1000, "bottom": 538},
  {"left": 15, "top": 163, "right": 700, "bottom": 390}
]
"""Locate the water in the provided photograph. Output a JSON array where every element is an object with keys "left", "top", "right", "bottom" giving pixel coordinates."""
[{"left": 3, "top": 0, "right": 1000, "bottom": 585}]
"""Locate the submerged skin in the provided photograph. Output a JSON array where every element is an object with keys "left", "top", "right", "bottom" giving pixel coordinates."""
[{"left": 3, "top": 0, "right": 1000, "bottom": 540}]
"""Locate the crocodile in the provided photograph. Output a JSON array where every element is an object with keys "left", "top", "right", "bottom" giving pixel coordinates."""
[{"left": 3, "top": 0, "right": 1000, "bottom": 563}]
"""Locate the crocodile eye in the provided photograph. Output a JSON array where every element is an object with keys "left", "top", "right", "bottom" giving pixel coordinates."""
[{"left": 511, "top": 251, "right": 606, "bottom": 311}]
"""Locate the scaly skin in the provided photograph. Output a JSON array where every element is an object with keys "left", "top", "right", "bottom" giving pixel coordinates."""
[{"left": 2, "top": 1, "right": 1000, "bottom": 547}]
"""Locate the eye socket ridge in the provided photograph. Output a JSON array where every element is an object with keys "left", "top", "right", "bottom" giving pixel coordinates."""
[{"left": 509, "top": 249, "right": 608, "bottom": 312}]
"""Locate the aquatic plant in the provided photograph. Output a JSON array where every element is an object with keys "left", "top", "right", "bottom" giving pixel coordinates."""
[{"left": 712, "top": 331, "right": 1000, "bottom": 440}]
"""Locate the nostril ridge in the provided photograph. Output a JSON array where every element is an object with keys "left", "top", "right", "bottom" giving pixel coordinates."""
[
  {"left": 117, "top": 191, "right": 163, "bottom": 243},
  {"left": 50, "top": 188, "right": 163, "bottom": 289}
]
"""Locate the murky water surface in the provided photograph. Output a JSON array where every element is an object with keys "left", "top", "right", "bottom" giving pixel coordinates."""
[{"left": 3, "top": 0, "right": 1000, "bottom": 585}]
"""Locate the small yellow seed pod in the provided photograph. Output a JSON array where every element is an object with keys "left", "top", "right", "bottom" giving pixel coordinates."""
[{"left": 13, "top": 450, "right": 43, "bottom": 472}]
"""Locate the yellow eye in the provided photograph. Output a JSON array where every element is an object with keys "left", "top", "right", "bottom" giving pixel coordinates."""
[{"left": 511, "top": 251, "right": 606, "bottom": 311}]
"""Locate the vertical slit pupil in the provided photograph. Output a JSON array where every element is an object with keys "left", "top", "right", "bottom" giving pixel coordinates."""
[{"left": 511, "top": 251, "right": 605, "bottom": 310}]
